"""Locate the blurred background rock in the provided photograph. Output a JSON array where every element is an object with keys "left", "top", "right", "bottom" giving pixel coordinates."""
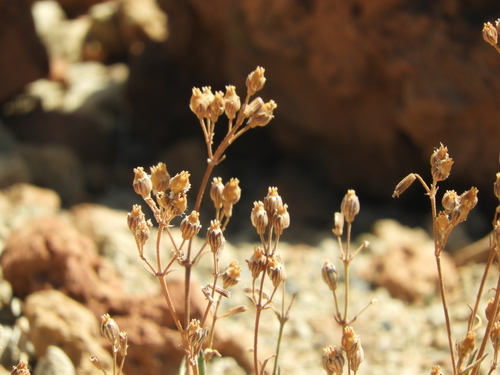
[{"left": 1, "top": 0, "right": 499, "bottom": 243}]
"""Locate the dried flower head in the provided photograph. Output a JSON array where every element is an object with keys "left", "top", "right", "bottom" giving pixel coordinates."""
[
  {"left": 494, "top": 172, "right": 500, "bottom": 202},
  {"left": 243, "top": 97, "right": 264, "bottom": 118},
  {"left": 485, "top": 297, "right": 500, "bottom": 322},
  {"left": 341, "top": 190, "right": 360, "bottom": 223},
  {"left": 101, "top": 313, "right": 120, "bottom": 345},
  {"left": 170, "top": 171, "right": 191, "bottom": 195},
  {"left": 119, "top": 331, "right": 128, "bottom": 357},
  {"left": 491, "top": 321, "right": 500, "bottom": 352},
  {"left": 224, "top": 85, "right": 241, "bottom": 120},
  {"left": 483, "top": 22, "right": 498, "bottom": 47},
  {"left": 272, "top": 203, "right": 290, "bottom": 236},
  {"left": 267, "top": 255, "right": 286, "bottom": 288},
  {"left": 189, "top": 87, "right": 209, "bottom": 119},
  {"left": 392, "top": 173, "right": 416, "bottom": 198},
  {"left": 207, "top": 220, "right": 225, "bottom": 257},
  {"left": 436, "top": 211, "right": 450, "bottom": 236},
  {"left": 322, "top": 260, "right": 339, "bottom": 292},
  {"left": 135, "top": 219, "right": 153, "bottom": 252},
  {"left": 430, "top": 144, "right": 453, "bottom": 182},
  {"left": 442, "top": 190, "right": 459, "bottom": 213},
  {"left": 247, "top": 100, "right": 277, "bottom": 128},
  {"left": 246, "top": 66, "right": 266, "bottom": 96},
  {"left": 222, "top": 260, "right": 242, "bottom": 289},
  {"left": 341, "top": 326, "right": 360, "bottom": 355},
  {"left": 172, "top": 192, "right": 188, "bottom": 216},
  {"left": 11, "top": 361, "right": 30, "bottom": 375},
  {"left": 246, "top": 247, "right": 267, "bottom": 279},
  {"left": 133, "top": 167, "right": 152, "bottom": 199},
  {"left": 456, "top": 331, "right": 475, "bottom": 371},
  {"left": 493, "top": 221, "right": 500, "bottom": 249},
  {"left": 180, "top": 211, "right": 202, "bottom": 240},
  {"left": 322, "top": 346, "right": 344, "bottom": 375},
  {"left": 430, "top": 365, "right": 443, "bottom": 375},
  {"left": 210, "top": 177, "right": 225, "bottom": 209},
  {"left": 459, "top": 187, "right": 478, "bottom": 211},
  {"left": 127, "top": 204, "right": 145, "bottom": 232},
  {"left": 348, "top": 342, "right": 364, "bottom": 372},
  {"left": 264, "top": 187, "right": 283, "bottom": 216},
  {"left": 150, "top": 162, "right": 170, "bottom": 194},
  {"left": 222, "top": 178, "right": 242, "bottom": 206},
  {"left": 332, "top": 212, "right": 344, "bottom": 236},
  {"left": 208, "top": 90, "right": 225, "bottom": 123},
  {"left": 251, "top": 201, "right": 269, "bottom": 235}
]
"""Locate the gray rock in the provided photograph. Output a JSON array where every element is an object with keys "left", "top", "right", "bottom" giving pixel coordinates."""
[{"left": 33, "top": 345, "right": 76, "bottom": 375}]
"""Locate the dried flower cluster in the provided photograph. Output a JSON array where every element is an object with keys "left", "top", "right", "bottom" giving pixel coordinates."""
[{"left": 483, "top": 19, "right": 500, "bottom": 54}]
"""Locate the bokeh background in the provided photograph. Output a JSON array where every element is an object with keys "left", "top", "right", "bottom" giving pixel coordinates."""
[{"left": 1, "top": 0, "right": 500, "bottom": 242}]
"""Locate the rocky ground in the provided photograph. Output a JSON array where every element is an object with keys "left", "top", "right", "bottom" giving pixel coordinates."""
[{"left": 0, "top": 182, "right": 496, "bottom": 375}]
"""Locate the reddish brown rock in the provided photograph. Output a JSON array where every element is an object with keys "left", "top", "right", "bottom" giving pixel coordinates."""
[
  {"left": 362, "top": 219, "right": 460, "bottom": 303},
  {"left": 0, "top": 0, "right": 49, "bottom": 103}
]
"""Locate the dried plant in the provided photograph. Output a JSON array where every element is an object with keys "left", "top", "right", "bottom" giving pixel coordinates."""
[
  {"left": 393, "top": 143, "right": 500, "bottom": 375},
  {"left": 321, "top": 190, "right": 375, "bottom": 375},
  {"left": 125, "top": 67, "right": 277, "bottom": 375}
]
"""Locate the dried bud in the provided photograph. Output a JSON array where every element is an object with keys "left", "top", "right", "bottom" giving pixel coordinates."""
[
  {"left": 89, "top": 356, "right": 103, "bottom": 371},
  {"left": 267, "top": 255, "right": 286, "bottom": 288},
  {"left": 180, "top": 211, "right": 202, "bottom": 240},
  {"left": 222, "top": 260, "right": 242, "bottom": 289},
  {"left": 430, "top": 144, "right": 453, "bottom": 182},
  {"left": 243, "top": 97, "right": 264, "bottom": 118},
  {"left": 222, "top": 178, "right": 241, "bottom": 205},
  {"left": 247, "top": 100, "right": 277, "bottom": 128},
  {"left": 485, "top": 297, "right": 500, "bottom": 322},
  {"left": 442, "top": 190, "right": 459, "bottom": 213},
  {"left": 119, "top": 331, "right": 128, "bottom": 357},
  {"left": 150, "top": 162, "right": 170, "bottom": 194},
  {"left": 430, "top": 365, "right": 443, "bottom": 375},
  {"left": 246, "top": 247, "right": 267, "bottom": 279},
  {"left": 332, "top": 212, "right": 344, "bottom": 237},
  {"left": 246, "top": 66, "right": 266, "bottom": 96},
  {"left": 392, "top": 173, "right": 417, "bottom": 198},
  {"left": 101, "top": 313, "right": 120, "bottom": 345},
  {"left": 11, "top": 361, "right": 30, "bottom": 375},
  {"left": 322, "top": 260, "right": 339, "bottom": 292},
  {"left": 341, "top": 190, "right": 360, "bottom": 224},
  {"left": 348, "top": 343, "right": 364, "bottom": 372},
  {"left": 133, "top": 167, "right": 152, "bottom": 199},
  {"left": 272, "top": 203, "right": 290, "bottom": 236},
  {"left": 189, "top": 87, "right": 209, "bottom": 120},
  {"left": 456, "top": 331, "right": 475, "bottom": 370},
  {"left": 491, "top": 321, "right": 500, "bottom": 351},
  {"left": 170, "top": 171, "right": 191, "bottom": 195},
  {"left": 264, "top": 187, "right": 283, "bottom": 216},
  {"left": 210, "top": 177, "right": 225, "bottom": 209},
  {"left": 322, "top": 346, "right": 344, "bottom": 375},
  {"left": 208, "top": 90, "right": 225, "bottom": 123},
  {"left": 459, "top": 187, "right": 478, "bottom": 211},
  {"left": 483, "top": 22, "right": 498, "bottom": 47},
  {"left": 251, "top": 201, "right": 269, "bottom": 235},
  {"left": 127, "top": 204, "right": 145, "bottom": 232},
  {"left": 341, "top": 326, "right": 360, "bottom": 355},
  {"left": 207, "top": 220, "right": 225, "bottom": 257},
  {"left": 224, "top": 85, "right": 241, "bottom": 120}
]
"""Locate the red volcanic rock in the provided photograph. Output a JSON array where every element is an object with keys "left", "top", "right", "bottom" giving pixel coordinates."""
[{"left": 0, "top": 0, "right": 49, "bottom": 103}]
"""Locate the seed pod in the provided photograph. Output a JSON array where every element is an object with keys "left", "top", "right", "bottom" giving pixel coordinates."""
[
  {"left": 11, "top": 361, "right": 31, "bottom": 375},
  {"left": 459, "top": 187, "right": 478, "bottom": 211},
  {"left": 493, "top": 221, "right": 500, "bottom": 249},
  {"left": 251, "top": 201, "right": 269, "bottom": 235},
  {"left": 89, "top": 356, "right": 103, "bottom": 371},
  {"left": 135, "top": 219, "right": 152, "bottom": 252},
  {"left": 246, "top": 66, "right": 266, "bottom": 96},
  {"left": 207, "top": 220, "right": 225, "bottom": 257},
  {"left": 170, "top": 171, "right": 191, "bottom": 195},
  {"left": 264, "top": 187, "right": 283, "bottom": 216},
  {"left": 222, "top": 260, "right": 242, "bottom": 289},
  {"left": 348, "top": 343, "right": 364, "bottom": 372},
  {"left": 180, "top": 211, "right": 202, "bottom": 240},
  {"left": 341, "top": 326, "right": 360, "bottom": 355},
  {"left": 392, "top": 173, "right": 416, "bottom": 198},
  {"left": 332, "top": 212, "right": 344, "bottom": 237},
  {"left": 189, "top": 87, "right": 209, "bottom": 120},
  {"left": 341, "top": 190, "right": 360, "bottom": 224},
  {"left": 222, "top": 178, "right": 241, "bottom": 205},
  {"left": 101, "top": 313, "right": 120, "bottom": 345},
  {"left": 267, "top": 255, "right": 286, "bottom": 288},
  {"left": 119, "top": 331, "right": 128, "bottom": 357},
  {"left": 150, "top": 162, "right": 170, "bottom": 194},
  {"left": 172, "top": 192, "right": 188, "bottom": 216},
  {"left": 224, "top": 85, "right": 241, "bottom": 120},
  {"left": 210, "top": 177, "right": 225, "bottom": 209},
  {"left": 127, "top": 204, "right": 145, "bottom": 233},
  {"left": 491, "top": 321, "right": 500, "bottom": 351},
  {"left": 246, "top": 247, "right": 267, "bottom": 279},
  {"left": 485, "top": 297, "right": 500, "bottom": 322},
  {"left": 483, "top": 22, "right": 498, "bottom": 46},
  {"left": 322, "top": 260, "right": 339, "bottom": 292},
  {"left": 456, "top": 331, "right": 475, "bottom": 370},
  {"left": 430, "top": 143, "right": 450, "bottom": 167},
  {"left": 449, "top": 204, "right": 470, "bottom": 227},
  {"left": 430, "top": 365, "right": 443, "bottom": 375},
  {"left": 442, "top": 190, "right": 459, "bottom": 213},
  {"left": 243, "top": 97, "right": 264, "bottom": 118},
  {"left": 133, "top": 167, "right": 152, "bottom": 199},
  {"left": 436, "top": 211, "right": 449, "bottom": 236},
  {"left": 208, "top": 90, "right": 225, "bottom": 123},
  {"left": 272, "top": 204, "right": 290, "bottom": 236},
  {"left": 322, "top": 346, "right": 344, "bottom": 375},
  {"left": 247, "top": 100, "right": 277, "bottom": 128}
]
